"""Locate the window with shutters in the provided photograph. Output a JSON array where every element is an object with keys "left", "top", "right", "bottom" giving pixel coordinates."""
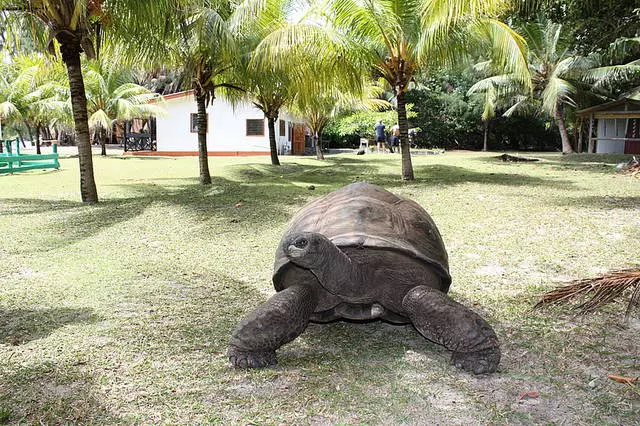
[
  {"left": 279, "top": 119, "right": 286, "bottom": 136},
  {"left": 246, "top": 119, "right": 265, "bottom": 136}
]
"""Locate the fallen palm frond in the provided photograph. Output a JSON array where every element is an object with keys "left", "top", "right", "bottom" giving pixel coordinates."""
[
  {"left": 535, "top": 269, "right": 640, "bottom": 320},
  {"left": 621, "top": 156, "right": 639, "bottom": 176}
]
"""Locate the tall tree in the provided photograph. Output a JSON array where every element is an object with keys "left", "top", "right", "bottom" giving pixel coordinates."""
[
  {"left": 83, "top": 58, "right": 165, "bottom": 156},
  {"left": 0, "top": 62, "right": 21, "bottom": 143},
  {"left": 0, "top": 0, "right": 184, "bottom": 202},
  {"left": 170, "top": 1, "right": 238, "bottom": 184},
  {"left": 319, "top": 0, "right": 529, "bottom": 179},
  {"left": 229, "top": 54, "right": 293, "bottom": 166},
  {"left": 231, "top": 0, "right": 370, "bottom": 165},
  {"left": 470, "top": 19, "right": 601, "bottom": 153}
]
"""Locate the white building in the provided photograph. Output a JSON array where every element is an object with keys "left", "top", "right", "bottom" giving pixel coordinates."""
[{"left": 152, "top": 90, "right": 308, "bottom": 156}]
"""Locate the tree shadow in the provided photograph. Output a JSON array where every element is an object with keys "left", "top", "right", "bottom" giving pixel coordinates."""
[
  {"left": 279, "top": 319, "right": 450, "bottom": 372},
  {"left": 0, "top": 361, "right": 120, "bottom": 424},
  {"left": 1, "top": 157, "right": 572, "bottom": 257},
  {"left": 0, "top": 307, "right": 100, "bottom": 345},
  {"left": 513, "top": 153, "right": 634, "bottom": 175},
  {"left": 551, "top": 195, "right": 640, "bottom": 211},
  {"left": 413, "top": 164, "right": 574, "bottom": 188},
  {"left": 0, "top": 196, "right": 154, "bottom": 255}
]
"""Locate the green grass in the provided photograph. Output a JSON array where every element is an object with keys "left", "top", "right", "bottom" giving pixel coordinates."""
[{"left": 1, "top": 150, "right": 639, "bottom": 424}]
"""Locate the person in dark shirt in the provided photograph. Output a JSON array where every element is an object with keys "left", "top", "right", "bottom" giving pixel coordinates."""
[{"left": 374, "top": 120, "right": 386, "bottom": 152}]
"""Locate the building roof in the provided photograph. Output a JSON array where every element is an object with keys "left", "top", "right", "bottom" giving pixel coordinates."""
[
  {"left": 577, "top": 98, "right": 640, "bottom": 117},
  {"left": 162, "top": 90, "right": 194, "bottom": 101}
]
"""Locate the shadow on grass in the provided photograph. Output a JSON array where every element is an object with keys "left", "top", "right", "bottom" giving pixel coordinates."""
[
  {"left": 413, "top": 164, "right": 574, "bottom": 188},
  {"left": 0, "top": 361, "right": 119, "bottom": 424},
  {"left": 1, "top": 157, "right": 576, "bottom": 255},
  {"left": 526, "top": 153, "right": 634, "bottom": 175},
  {"left": 0, "top": 307, "right": 100, "bottom": 345},
  {"left": 280, "top": 320, "right": 450, "bottom": 372},
  {"left": 551, "top": 195, "right": 640, "bottom": 210}
]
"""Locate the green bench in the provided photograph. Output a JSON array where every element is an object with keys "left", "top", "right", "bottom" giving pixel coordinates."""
[{"left": 0, "top": 139, "right": 60, "bottom": 174}]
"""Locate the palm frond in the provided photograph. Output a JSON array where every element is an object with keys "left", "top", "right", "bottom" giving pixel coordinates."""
[{"left": 535, "top": 269, "right": 640, "bottom": 321}]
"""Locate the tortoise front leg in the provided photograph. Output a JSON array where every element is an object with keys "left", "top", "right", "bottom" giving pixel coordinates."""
[
  {"left": 402, "top": 286, "right": 501, "bottom": 374},
  {"left": 228, "top": 284, "right": 318, "bottom": 368}
]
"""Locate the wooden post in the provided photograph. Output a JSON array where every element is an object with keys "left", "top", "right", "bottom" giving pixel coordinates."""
[{"left": 587, "top": 114, "right": 595, "bottom": 153}]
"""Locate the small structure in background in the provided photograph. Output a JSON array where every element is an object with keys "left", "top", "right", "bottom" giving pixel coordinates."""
[{"left": 577, "top": 98, "right": 640, "bottom": 154}]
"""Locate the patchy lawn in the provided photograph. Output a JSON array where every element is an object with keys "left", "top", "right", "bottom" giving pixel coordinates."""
[{"left": 0, "top": 150, "right": 638, "bottom": 424}]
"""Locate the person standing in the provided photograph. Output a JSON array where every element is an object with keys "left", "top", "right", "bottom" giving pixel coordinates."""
[
  {"left": 391, "top": 123, "right": 400, "bottom": 152},
  {"left": 374, "top": 120, "right": 386, "bottom": 152}
]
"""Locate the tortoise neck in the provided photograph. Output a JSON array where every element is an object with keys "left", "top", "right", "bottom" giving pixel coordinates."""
[{"left": 309, "top": 242, "right": 368, "bottom": 297}]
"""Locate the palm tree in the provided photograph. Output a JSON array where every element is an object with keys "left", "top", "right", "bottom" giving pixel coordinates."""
[
  {"left": 0, "top": 0, "right": 185, "bottom": 202},
  {"left": 83, "top": 58, "right": 165, "bottom": 156},
  {"left": 470, "top": 19, "right": 602, "bottom": 154},
  {"left": 292, "top": 81, "right": 391, "bottom": 160},
  {"left": 518, "top": 19, "right": 588, "bottom": 153},
  {"left": 0, "top": 63, "right": 22, "bottom": 147},
  {"left": 229, "top": 53, "right": 294, "bottom": 165},
  {"left": 8, "top": 54, "right": 70, "bottom": 153},
  {"left": 230, "top": 0, "right": 369, "bottom": 165},
  {"left": 321, "top": 0, "right": 529, "bottom": 179},
  {"left": 170, "top": 1, "right": 238, "bottom": 184}
]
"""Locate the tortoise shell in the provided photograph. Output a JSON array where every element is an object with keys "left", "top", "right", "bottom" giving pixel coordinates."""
[{"left": 273, "top": 182, "right": 451, "bottom": 292}]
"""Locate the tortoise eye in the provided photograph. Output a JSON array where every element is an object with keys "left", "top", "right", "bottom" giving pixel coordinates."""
[{"left": 294, "top": 238, "right": 308, "bottom": 248}]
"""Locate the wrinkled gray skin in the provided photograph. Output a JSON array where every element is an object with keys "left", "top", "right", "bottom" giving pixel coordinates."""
[{"left": 227, "top": 183, "right": 500, "bottom": 374}]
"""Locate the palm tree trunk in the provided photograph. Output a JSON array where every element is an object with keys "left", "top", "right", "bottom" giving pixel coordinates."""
[
  {"left": 396, "top": 91, "right": 414, "bottom": 180},
  {"left": 314, "top": 131, "right": 325, "bottom": 160},
  {"left": 483, "top": 120, "right": 489, "bottom": 151},
  {"left": 267, "top": 116, "right": 280, "bottom": 166},
  {"left": 556, "top": 103, "right": 574, "bottom": 154},
  {"left": 36, "top": 124, "right": 41, "bottom": 155},
  {"left": 59, "top": 34, "right": 99, "bottom": 203},
  {"left": 576, "top": 118, "right": 583, "bottom": 153},
  {"left": 101, "top": 127, "right": 107, "bottom": 156},
  {"left": 195, "top": 91, "right": 212, "bottom": 184}
]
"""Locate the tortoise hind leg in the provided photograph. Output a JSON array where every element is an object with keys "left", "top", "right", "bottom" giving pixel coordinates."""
[
  {"left": 402, "top": 286, "right": 500, "bottom": 374},
  {"left": 228, "top": 284, "right": 318, "bottom": 368}
]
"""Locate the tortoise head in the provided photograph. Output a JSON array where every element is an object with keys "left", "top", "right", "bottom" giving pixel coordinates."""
[{"left": 282, "top": 232, "right": 335, "bottom": 269}]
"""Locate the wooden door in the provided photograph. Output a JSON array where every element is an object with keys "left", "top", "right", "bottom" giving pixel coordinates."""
[
  {"left": 292, "top": 124, "right": 305, "bottom": 155},
  {"left": 625, "top": 118, "right": 640, "bottom": 154}
]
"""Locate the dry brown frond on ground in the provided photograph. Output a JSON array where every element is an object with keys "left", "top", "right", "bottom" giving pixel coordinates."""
[
  {"left": 535, "top": 269, "right": 640, "bottom": 320},
  {"left": 621, "top": 156, "right": 640, "bottom": 176}
]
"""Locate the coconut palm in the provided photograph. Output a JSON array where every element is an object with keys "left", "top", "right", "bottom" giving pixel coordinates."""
[
  {"left": 581, "top": 37, "right": 640, "bottom": 100},
  {"left": 228, "top": 53, "right": 294, "bottom": 166},
  {"left": 11, "top": 54, "right": 70, "bottom": 152},
  {"left": 292, "top": 81, "right": 391, "bottom": 160},
  {"left": 469, "top": 19, "right": 620, "bottom": 154},
  {"left": 0, "top": 74, "right": 21, "bottom": 150},
  {"left": 168, "top": 1, "right": 238, "bottom": 184},
  {"left": 248, "top": 0, "right": 528, "bottom": 178},
  {"left": 313, "top": 0, "right": 529, "bottom": 179},
  {"left": 83, "top": 58, "right": 165, "bottom": 156},
  {"left": 0, "top": 0, "right": 185, "bottom": 202},
  {"left": 230, "top": 0, "right": 368, "bottom": 165},
  {"left": 0, "top": 55, "right": 69, "bottom": 152}
]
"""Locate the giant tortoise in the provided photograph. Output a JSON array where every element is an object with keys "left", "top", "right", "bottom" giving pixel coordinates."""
[{"left": 227, "top": 182, "right": 500, "bottom": 374}]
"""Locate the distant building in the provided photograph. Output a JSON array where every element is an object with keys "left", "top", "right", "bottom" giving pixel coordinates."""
[
  {"left": 133, "top": 90, "right": 308, "bottom": 156},
  {"left": 577, "top": 98, "right": 640, "bottom": 154}
]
